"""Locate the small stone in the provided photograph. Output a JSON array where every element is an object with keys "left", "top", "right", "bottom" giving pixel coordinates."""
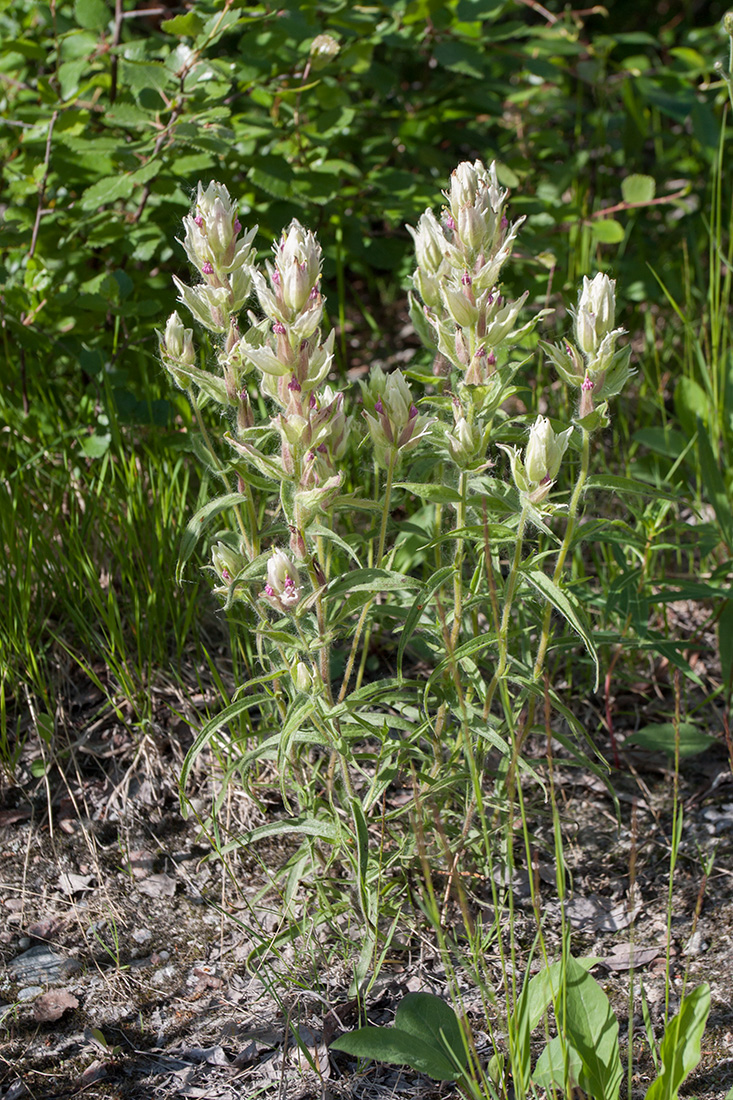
[
  {"left": 157, "top": 950, "right": 170, "bottom": 961},
  {"left": 152, "top": 964, "right": 177, "bottom": 987},
  {"left": 684, "top": 930, "right": 707, "bottom": 956},
  {"left": 17, "top": 937, "right": 31, "bottom": 950},
  {"left": 9, "top": 945, "right": 80, "bottom": 985},
  {"left": 17, "top": 986, "right": 44, "bottom": 1002},
  {"left": 132, "top": 928, "right": 152, "bottom": 945}
]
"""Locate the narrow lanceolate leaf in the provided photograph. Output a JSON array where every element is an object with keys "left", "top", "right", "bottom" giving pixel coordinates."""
[
  {"left": 585, "top": 474, "right": 680, "bottom": 502},
  {"left": 325, "top": 568, "right": 421, "bottom": 600},
  {"left": 397, "top": 565, "right": 454, "bottom": 678},
  {"left": 393, "top": 481, "right": 463, "bottom": 503},
  {"left": 644, "top": 984, "right": 710, "bottom": 1100},
  {"left": 179, "top": 693, "right": 272, "bottom": 806},
  {"left": 177, "top": 492, "right": 254, "bottom": 580},
  {"left": 524, "top": 569, "right": 600, "bottom": 691},
  {"left": 696, "top": 417, "right": 733, "bottom": 553},
  {"left": 718, "top": 598, "right": 733, "bottom": 700}
]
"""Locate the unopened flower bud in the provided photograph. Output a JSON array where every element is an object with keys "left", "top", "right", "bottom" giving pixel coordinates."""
[
  {"left": 291, "top": 661, "right": 313, "bottom": 692},
  {"left": 211, "top": 541, "right": 244, "bottom": 586},
  {"left": 524, "top": 416, "right": 572, "bottom": 485},
  {"left": 575, "top": 273, "right": 616, "bottom": 357},
  {"left": 309, "top": 33, "right": 340, "bottom": 69},
  {"left": 157, "top": 311, "right": 195, "bottom": 388}
]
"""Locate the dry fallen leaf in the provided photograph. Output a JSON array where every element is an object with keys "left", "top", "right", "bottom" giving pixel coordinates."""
[
  {"left": 600, "top": 943, "right": 661, "bottom": 971},
  {"left": 565, "top": 893, "right": 642, "bottom": 933},
  {"left": 137, "top": 873, "right": 176, "bottom": 898},
  {"left": 57, "top": 872, "right": 95, "bottom": 896},
  {"left": 32, "top": 990, "right": 79, "bottom": 1023}
]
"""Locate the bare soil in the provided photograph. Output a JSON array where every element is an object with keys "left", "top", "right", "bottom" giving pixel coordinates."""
[{"left": 2, "top": 659, "right": 733, "bottom": 1100}]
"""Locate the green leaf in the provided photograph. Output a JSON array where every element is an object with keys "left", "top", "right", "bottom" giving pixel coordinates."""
[
  {"left": 80, "top": 176, "right": 135, "bottom": 210},
  {"left": 592, "top": 219, "right": 625, "bottom": 244},
  {"left": 331, "top": 1025, "right": 457, "bottom": 1080},
  {"left": 718, "top": 599, "right": 733, "bottom": 699},
  {"left": 585, "top": 474, "right": 680, "bottom": 502},
  {"left": 624, "top": 722, "right": 716, "bottom": 759},
  {"left": 533, "top": 1035, "right": 584, "bottom": 1092},
  {"left": 331, "top": 994, "right": 467, "bottom": 1081},
  {"left": 326, "top": 568, "right": 420, "bottom": 600},
  {"left": 397, "top": 565, "right": 453, "bottom": 678},
  {"left": 622, "top": 174, "right": 656, "bottom": 204},
  {"left": 523, "top": 570, "right": 600, "bottom": 690},
  {"left": 161, "top": 11, "right": 205, "bottom": 36},
  {"left": 237, "top": 814, "right": 342, "bottom": 845},
  {"left": 393, "top": 482, "right": 463, "bottom": 503},
  {"left": 179, "top": 693, "right": 273, "bottom": 803},
  {"left": 395, "top": 994, "right": 467, "bottom": 1073},
  {"left": 633, "top": 427, "right": 691, "bottom": 460},
  {"left": 120, "top": 58, "right": 173, "bottom": 98},
  {"left": 696, "top": 417, "right": 733, "bottom": 553},
  {"left": 674, "top": 377, "right": 708, "bottom": 439},
  {"left": 561, "top": 956, "right": 623, "bottom": 1100},
  {"left": 176, "top": 492, "right": 256, "bottom": 581},
  {"left": 74, "top": 0, "right": 110, "bottom": 29},
  {"left": 645, "top": 984, "right": 710, "bottom": 1100}
]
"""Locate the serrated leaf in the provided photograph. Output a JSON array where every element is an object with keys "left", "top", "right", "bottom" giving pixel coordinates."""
[
  {"left": 645, "top": 984, "right": 710, "bottom": 1100},
  {"left": 80, "top": 176, "right": 135, "bottom": 210},
  {"left": 592, "top": 219, "right": 625, "bottom": 244},
  {"left": 249, "top": 156, "right": 296, "bottom": 200},
  {"left": 120, "top": 59, "right": 172, "bottom": 96},
  {"left": 161, "top": 11, "right": 205, "bottom": 36},
  {"left": 523, "top": 570, "right": 600, "bottom": 690},
  {"left": 622, "top": 174, "right": 656, "bottom": 204}
]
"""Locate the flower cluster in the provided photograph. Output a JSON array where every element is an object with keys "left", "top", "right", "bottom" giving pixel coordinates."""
[
  {"left": 408, "top": 160, "right": 547, "bottom": 390},
  {"left": 361, "top": 367, "right": 434, "bottom": 469},
  {"left": 173, "top": 182, "right": 257, "bottom": 335},
  {"left": 499, "top": 416, "right": 573, "bottom": 507},
  {"left": 541, "top": 273, "right": 633, "bottom": 423},
  {"left": 228, "top": 220, "right": 347, "bottom": 532}
]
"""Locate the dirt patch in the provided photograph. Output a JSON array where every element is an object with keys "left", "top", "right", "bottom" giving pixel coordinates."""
[{"left": 1, "top": 686, "right": 733, "bottom": 1100}]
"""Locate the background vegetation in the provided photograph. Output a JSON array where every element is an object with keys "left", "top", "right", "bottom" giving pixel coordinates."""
[
  {"left": 3, "top": 1, "right": 733, "bottom": 1095},
  {"left": 2, "top": 0, "right": 732, "bottom": 745}
]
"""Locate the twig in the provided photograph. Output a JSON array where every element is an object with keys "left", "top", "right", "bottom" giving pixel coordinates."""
[
  {"left": 590, "top": 188, "right": 688, "bottom": 219},
  {"left": 28, "top": 109, "right": 58, "bottom": 260}
]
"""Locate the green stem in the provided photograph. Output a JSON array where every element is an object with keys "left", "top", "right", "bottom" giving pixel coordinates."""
[
  {"left": 450, "top": 470, "right": 468, "bottom": 651},
  {"left": 338, "top": 450, "right": 397, "bottom": 703},
  {"left": 483, "top": 502, "right": 530, "bottom": 718},
  {"left": 532, "top": 426, "right": 591, "bottom": 683},
  {"left": 190, "top": 391, "right": 254, "bottom": 559}
]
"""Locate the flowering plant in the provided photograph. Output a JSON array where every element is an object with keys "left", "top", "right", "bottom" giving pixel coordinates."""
[{"left": 162, "top": 162, "right": 636, "bottom": 995}]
